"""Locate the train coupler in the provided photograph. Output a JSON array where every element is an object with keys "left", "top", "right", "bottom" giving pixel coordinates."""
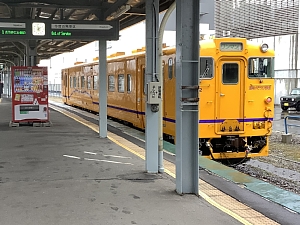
[{"left": 243, "top": 138, "right": 252, "bottom": 154}]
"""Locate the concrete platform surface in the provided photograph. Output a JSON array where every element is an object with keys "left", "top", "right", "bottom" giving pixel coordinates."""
[{"left": 0, "top": 98, "right": 241, "bottom": 225}]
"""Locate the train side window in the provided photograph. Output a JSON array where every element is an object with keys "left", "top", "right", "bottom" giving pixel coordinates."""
[
  {"left": 222, "top": 63, "right": 239, "bottom": 84},
  {"left": 168, "top": 58, "right": 173, "bottom": 79},
  {"left": 127, "top": 74, "right": 132, "bottom": 93},
  {"left": 81, "top": 76, "right": 85, "bottom": 88},
  {"left": 70, "top": 76, "right": 73, "bottom": 88},
  {"left": 93, "top": 76, "right": 98, "bottom": 90},
  {"left": 73, "top": 76, "right": 76, "bottom": 88},
  {"left": 118, "top": 74, "right": 125, "bottom": 93},
  {"left": 248, "top": 57, "right": 274, "bottom": 78},
  {"left": 199, "top": 57, "right": 214, "bottom": 79},
  {"left": 87, "top": 76, "right": 92, "bottom": 90},
  {"left": 108, "top": 75, "right": 115, "bottom": 92},
  {"left": 174, "top": 57, "right": 176, "bottom": 77},
  {"left": 94, "top": 65, "right": 98, "bottom": 74}
]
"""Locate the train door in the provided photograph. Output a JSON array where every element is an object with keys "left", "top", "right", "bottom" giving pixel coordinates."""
[
  {"left": 216, "top": 58, "right": 245, "bottom": 133},
  {"left": 61, "top": 71, "right": 65, "bottom": 99},
  {"left": 137, "top": 57, "right": 146, "bottom": 128},
  {"left": 61, "top": 70, "right": 68, "bottom": 103},
  {"left": 65, "top": 71, "right": 69, "bottom": 101}
]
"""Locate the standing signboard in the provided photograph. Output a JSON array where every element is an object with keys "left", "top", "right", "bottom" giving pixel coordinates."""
[{"left": 11, "top": 66, "right": 49, "bottom": 124}]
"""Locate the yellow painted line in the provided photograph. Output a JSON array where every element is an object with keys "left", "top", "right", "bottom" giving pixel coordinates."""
[
  {"left": 162, "top": 162, "right": 252, "bottom": 225},
  {"left": 107, "top": 135, "right": 145, "bottom": 160},
  {"left": 50, "top": 104, "right": 279, "bottom": 225},
  {"left": 164, "top": 168, "right": 176, "bottom": 178},
  {"left": 199, "top": 191, "right": 252, "bottom": 225}
]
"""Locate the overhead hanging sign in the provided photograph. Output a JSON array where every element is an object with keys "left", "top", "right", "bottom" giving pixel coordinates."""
[
  {"left": 0, "top": 21, "right": 27, "bottom": 37},
  {"left": 48, "top": 21, "right": 118, "bottom": 40},
  {"left": 0, "top": 19, "right": 119, "bottom": 40}
]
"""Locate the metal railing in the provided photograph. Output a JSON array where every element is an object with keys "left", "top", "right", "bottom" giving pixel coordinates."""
[
  {"left": 48, "top": 84, "right": 61, "bottom": 97},
  {"left": 284, "top": 115, "right": 300, "bottom": 134}
]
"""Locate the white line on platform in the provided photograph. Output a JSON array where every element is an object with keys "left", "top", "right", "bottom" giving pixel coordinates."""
[
  {"left": 84, "top": 151, "right": 97, "bottom": 155},
  {"left": 84, "top": 157, "right": 133, "bottom": 165},
  {"left": 63, "top": 154, "right": 81, "bottom": 159},
  {"left": 103, "top": 154, "right": 131, "bottom": 159}
]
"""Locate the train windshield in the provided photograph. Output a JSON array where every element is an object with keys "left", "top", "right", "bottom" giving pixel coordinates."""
[
  {"left": 199, "top": 57, "right": 213, "bottom": 79},
  {"left": 248, "top": 57, "right": 274, "bottom": 78}
]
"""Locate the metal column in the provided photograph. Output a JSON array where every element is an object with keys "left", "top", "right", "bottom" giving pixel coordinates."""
[
  {"left": 158, "top": 2, "right": 176, "bottom": 173},
  {"left": 145, "top": 0, "right": 159, "bottom": 173},
  {"left": 8, "top": 68, "right": 11, "bottom": 97},
  {"left": 25, "top": 44, "right": 30, "bottom": 66},
  {"left": 4, "top": 69, "right": 8, "bottom": 96},
  {"left": 98, "top": 40, "right": 107, "bottom": 138},
  {"left": 26, "top": 40, "right": 37, "bottom": 66},
  {"left": 175, "top": 0, "right": 200, "bottom": 195}
]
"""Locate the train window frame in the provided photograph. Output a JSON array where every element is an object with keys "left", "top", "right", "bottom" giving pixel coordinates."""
[
  {"left": 118, "top": 74, "right": 125, "bottom": 93},
  {"left": 81, "top": 75, "right": 85, "bottom": 89},
  {"left": 93, "top": 75, "right": 98, "bottom": 90},
  {"left": 108, "top": 75, "right": 115, "bottom": 92},
  {"left": 199, "top": 57, "right": 214, "bottom": 79},
  {"left": 248, "top": 57, "right": 274, "bottom": 79},
  {"left": 127, "top": 74, "right": 132, "bottom": 93},
  {"left": 222, "top": 63, "right": 239, "bottom": 84},
  {"left": 168, "top": 58, "right": 173, "bottom": 79},
  {"left": 76, "top": 71, "right": 80, "bottom": 88},
  {"left": 87, "top": 76, "right": 92, "bottom": 90},
  {"left": 93, "top": 65, "right": 99, "bottom": 76}
]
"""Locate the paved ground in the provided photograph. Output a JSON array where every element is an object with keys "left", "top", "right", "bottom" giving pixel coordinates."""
[{"left": 0, "top": 98, "right": 242, "bottom": 225}]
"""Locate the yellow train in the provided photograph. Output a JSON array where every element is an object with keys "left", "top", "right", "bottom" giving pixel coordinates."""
[{"left": 62, "top": 37, "right": 275, "bottom": 162}]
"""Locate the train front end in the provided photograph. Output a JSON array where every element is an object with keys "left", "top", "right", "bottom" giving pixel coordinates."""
[{"left": 199, "top": 38, "right": 275, "bottom": 163}]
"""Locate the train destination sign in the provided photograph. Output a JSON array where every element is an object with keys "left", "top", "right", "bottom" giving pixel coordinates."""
[{"left": 0, "top": 19, "right": 119, "bottom": 41}]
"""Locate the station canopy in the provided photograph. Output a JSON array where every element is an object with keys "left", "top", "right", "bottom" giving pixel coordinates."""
[{"left": 0, "top": 0, "right": 175, "bottom": 63}]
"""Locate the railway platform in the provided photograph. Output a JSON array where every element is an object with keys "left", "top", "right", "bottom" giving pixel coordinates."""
[{"left": 0, "top": 96, "right": 299, "bottom": 225}]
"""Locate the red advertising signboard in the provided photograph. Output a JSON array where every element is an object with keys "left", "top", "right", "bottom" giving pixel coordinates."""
[{"left": 11, "top": 66, "right": 49, "bottom": 123}]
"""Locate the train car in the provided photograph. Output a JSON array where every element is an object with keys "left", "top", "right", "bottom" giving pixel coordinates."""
[{"left": 62, "top": 37, "right": 275, "bottom": 162}]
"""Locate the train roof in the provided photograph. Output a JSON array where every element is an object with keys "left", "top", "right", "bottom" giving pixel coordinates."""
[{"left": 63, "top": 38, "right": 275, "bottom": 70}]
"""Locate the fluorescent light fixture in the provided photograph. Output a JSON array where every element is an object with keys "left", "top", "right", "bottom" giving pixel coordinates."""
[{"left": 106, "top": 4, "right": 131, "bottom": 21}]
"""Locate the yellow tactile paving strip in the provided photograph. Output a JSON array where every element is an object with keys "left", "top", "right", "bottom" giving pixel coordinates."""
[{"left": 50, "top": 102, "right": 280, "bottom": 225}]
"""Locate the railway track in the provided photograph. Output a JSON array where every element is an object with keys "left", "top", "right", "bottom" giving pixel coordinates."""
[
  {"left": 234, "top": 158, "right": 300, "bottom": 194},
  {"left": 269, "top": 154, "right": 300, "bottom": 164}
]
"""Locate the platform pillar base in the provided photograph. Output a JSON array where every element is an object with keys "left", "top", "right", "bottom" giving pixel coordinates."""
[{"left": 282, "top": 133, "right": 292, "bottom": 144}]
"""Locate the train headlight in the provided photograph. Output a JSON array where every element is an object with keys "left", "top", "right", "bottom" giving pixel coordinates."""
[
  {"left": 265, "top": 97, "right": 272, "bottom": 104},
  {"left": 260, "top": 43, "right": 268, "bottom": 53},
  {"left": 280, "top": 97, "right": 283, "bottom": 101},
  {"left": 292, "top": 98, "right": 295, "bottom": 101}
]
